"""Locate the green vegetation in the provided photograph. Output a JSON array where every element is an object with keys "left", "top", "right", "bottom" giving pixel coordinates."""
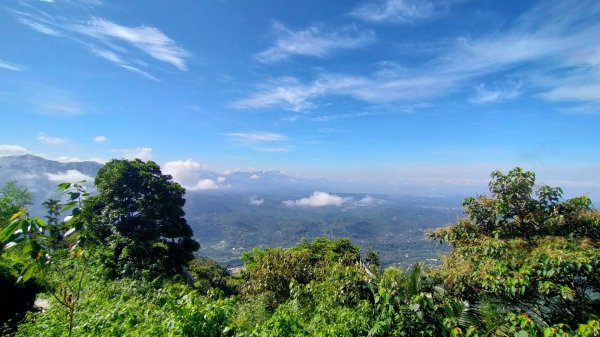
[
  {"left": 88, "top": 159, "right": 200, "bottom": 278},
  {"left": 1, "top": 165, "right": 599, "bottom": 336},
  {"left": 0, "top": 180, "right": 32, "bottom": 224}
]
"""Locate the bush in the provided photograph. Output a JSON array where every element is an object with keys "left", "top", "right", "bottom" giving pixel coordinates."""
[{"left": 0, "top": 253, "right": 42, "bottom": 334}]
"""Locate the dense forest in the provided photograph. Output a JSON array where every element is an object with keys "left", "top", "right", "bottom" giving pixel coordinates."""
[{"left": 1, "top": 160, "right": 599, "bottom": 336}]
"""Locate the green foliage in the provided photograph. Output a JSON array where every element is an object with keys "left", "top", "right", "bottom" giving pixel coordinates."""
[
  {"left": 430, "top": 167, "right": 600, "bottom": 331},
  {"left": 239, "top": 237, "right": 360, "bottom": 310},
  {"left": 15, "top": 267, "right": 235, "bottom": 337},
  {"left": 89, "top": 159, "right": 200, "bottom": 277},
  {"left": 1, "top": 181, "right": 93, "bottom": 337},
  {"left": 42, "top": 198, "right": 64, "bottom": 249},
  {"left": 365, "top": 243, "right": 380, "bottom": 269},
  {"left": 187, "top": 256, "right": 239, "bottom": 295},
  {"left": 0, "top": 180, "right": 32, "bottom": 226},
  {"left": 5, "top": 167, "right": 599, "bottom": 337},
  {"left": 0, "top": 252, "right": 42, "bottom": 333}
]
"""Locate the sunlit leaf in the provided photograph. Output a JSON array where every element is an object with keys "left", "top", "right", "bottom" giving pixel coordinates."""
[
  {"left": 64, "top": 227, "right": 77, "bottom": 238},
  {"left": 9, "top": 208, "right": 26, "bottom": 222},
  {"left": 21, "top": 263, "right": 37, "bottom": 282},
  {"left": 0, "top": 220, "right": 21, "bottom": 242},
  {"left": 56, "top": 182, "right": 71, "bottom": 190},
  {"left": 61, "top": 201, "right": 78, "bottom": 212}
]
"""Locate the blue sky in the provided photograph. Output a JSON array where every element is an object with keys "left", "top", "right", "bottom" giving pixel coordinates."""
[{"left": 1, "top": 0, "right": 600, "bottom": 197}]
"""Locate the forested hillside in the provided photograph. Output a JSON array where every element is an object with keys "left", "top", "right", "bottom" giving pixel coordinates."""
[
  {"left": 0, "top": 155, "right": 462, "bottom": 267},
  {"left": 1, "top": 162, "right": 599, "bottom": 336}
]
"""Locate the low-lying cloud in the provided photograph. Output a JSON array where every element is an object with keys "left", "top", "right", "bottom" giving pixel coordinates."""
[
  {"left": 284, "top": 191, "right": 349, "bottom": 207},
  {"left": 45, "top": 170, "right": 92, "bottom": 182},
  {"left": 163, "top": 159, "right": 228, "bottom": 191},
  {"left": 0, "top": 144, "right": 28, "bottom": 156}
]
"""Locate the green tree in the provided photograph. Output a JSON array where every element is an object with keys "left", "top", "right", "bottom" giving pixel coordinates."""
[
  {"left": 430, "top": 167, "right": 600, "bottom": 332},
  {"left": 365, "top": 243, "right": 380, "bottom": 269},
  {"left": 0, "top": 180, "right": 32, "bottom": 224},
  {"left": 89, "top": 159, "right": 200, "bottom": 277},
  {"left": 43, "top": 198, "right": 64, "bottom": 248},
  {"left": 240, "top": 237, "right": 360, "bottom": 311},
  {"left": 1, "top": 182, "right": 91, "bottom": 337}
]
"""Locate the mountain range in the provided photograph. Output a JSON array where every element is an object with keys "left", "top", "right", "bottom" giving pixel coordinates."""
[{"left": 0, "top": 155, "right": 462, "bottom": 266}]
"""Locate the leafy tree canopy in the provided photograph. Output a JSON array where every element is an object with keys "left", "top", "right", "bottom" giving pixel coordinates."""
[
  {"left": 89, "top": 159, "right": 200, "bottom": 277},
  {"left": 430, "top": 167, "right": 600, "bottom": 328},
  {"left": 0, "top": 180, "right": 32, "bottom": 224}
]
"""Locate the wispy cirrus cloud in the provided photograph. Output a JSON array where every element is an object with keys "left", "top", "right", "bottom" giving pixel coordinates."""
[
  {"left": 37, "top": 133, "right": 68, "bottom": 145},
  {"left": 225, "top": 132, "right": 287, "bottom": 142},
  {"left": 225, "top": 132, "right": 292, "bottom": 152},
  {"left": 86, "top": 45, "right": 158, "bottom": 80},
  {"left": 236, "top": 1, "right": 600, "bottom": 111},
  {"left": 256, "top": 22, "right": 375, "bottom": 63},
  {"left": 10, "top": 4, "right": 190, "bottom": 79},
  {"left": 30, "top": 86, "right": 87, "bottom": 116},
  {"left": 233, "top": 72, "right": 448, "bottom": 111},
  {"left": 0, "top": 58, "right": 26, "bottom": 72},
  {"left": 17, "top": 16, "right": 61, "bottom": 36},
  {"left": 351, "top": 0, "right": 436, "bottom": 24},
  {"left": 112, "top": 147, "right": 153, "bottom": 161},
  {"left": 470, "top": 82, "right": 522, "bottom": 104},
  {"left": 74, "top": 18, "right": 191, "bottom": 71}
]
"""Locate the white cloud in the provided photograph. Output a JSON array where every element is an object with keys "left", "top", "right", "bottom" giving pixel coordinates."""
[
  {"left": 0, "top": 144, "right": 28, "bottom": 156},
  {"left": 284, "top": 191, "right": 349, "bottom": 207},
  {"left": 17, "top": 17, "right": 61, "bottom": 36},
  {"left": 225, "top": 132, "right": 286, "bottom": 142},
  {"left": 193, "top": 179, "right": 218, "bottom": 190},
  {"left": 231, "top": 77, "right": 325, "bottom": 111},
  {"left": 540, "top": 84, "right": 600, "bottom": 102},
  {"left": 249, "top": 195, "right": 264, "bottom": 205},
  {"left": 87, "top": 46, "right": 158, "bottom": 80},
  {"left": 256, "top": 22, "right": 375, "bottom": 63},
  {"left": 250, "top": 174, "right": 260, "bottom": 180},
  {"left": 0, "top": 59, "right": 26, "bottom": 72},
  {"left": 12, "top": 7, "right": 189, "bottom": 78},
  {"left": 37, "top": 133, "right": 67, "bottom": 145},
  {"left": 112, "top": 147, "right": 153, "bottom": 161},
  {"left": 236, "top": 2, "right": 600, "bottom": 110},
  {"left": 74, "top": 17, "right": 191, "bottom": 71},
  {"left": 30, "top": 86, "right": 86, "bottom": 116},
  {"left": 233, "top": 73, "right": 442, "bottom": 111},
  {"left": 45, "top": 170, "right": 92, "bottom": 182},
  {"left": 253, "top": 147, "right": 292, "bottom": 153},
  {"left": 355, "top": 195, "right": 379, "bottom": 206},
  {"left": 54, "top": 156, "right": 83, "bottom": 163},
  {"left": 225, "top": 131, "right": 292, "bottom": 152},
  {"left": 163, "top": 159, "right": 208, "bottom": 186},
  {"left": 163, "top": 159, "right": 229, "bottom": 191},
  {"left": 470, "top": 82, "right": 521, "bottom": 104},
  {"left": 351, "top": 0, "right": 436, "bottom": 24},
  {"left": 93, "top": 135, "right": 107, "bottom": 143}
]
